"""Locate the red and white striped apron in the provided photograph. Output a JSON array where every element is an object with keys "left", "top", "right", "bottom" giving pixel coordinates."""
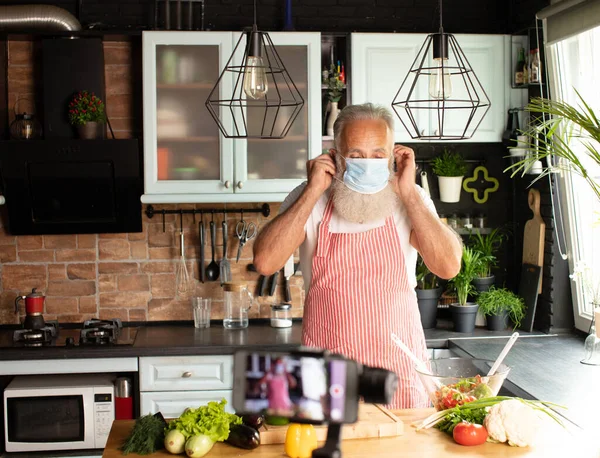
[{"left": 302, "top": 198, "right": 429, "bottom": 409}]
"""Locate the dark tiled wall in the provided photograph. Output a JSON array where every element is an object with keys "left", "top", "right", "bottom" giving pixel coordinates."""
[{"left": 5, "top": 0, "right": 511, "bottom": 33}]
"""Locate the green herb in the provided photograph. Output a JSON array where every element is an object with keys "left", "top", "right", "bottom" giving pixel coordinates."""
[
  {"left": 468, "top": 227, "right": 508, "bottom": 278},
  {"left": 325, "top": 65, "right": 345, "bottom": 103},
  {"left": 448, "top": 246, "right": 483, "bottom": 305},
  {"left": 477, "top": 287, "right": 526, "bottom": 329},
  {"left": 436, "top": 406, "right": 488, "bottom": 435},
  {"left": 166, "top": 399, "right": 242, "bottom": 443},
  {"left": 419, "top": 396, "right": 566, "bottom": 433},
  {"left": 431, "top": 150, "right": 468, "bottom": 177},
  {"left": 120, "top": 413, "right": 167, "bottom": 455},
  {"left": 416, "top": 255, "right": 438, "bottom": 290}
]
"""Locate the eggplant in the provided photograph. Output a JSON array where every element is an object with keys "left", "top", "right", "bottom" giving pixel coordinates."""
[
  {"left": 225, "top": 424, "right": 260, "bottom": 450},
  {"left": 241, "top": 414, "right": 264, "bottom": 430}
]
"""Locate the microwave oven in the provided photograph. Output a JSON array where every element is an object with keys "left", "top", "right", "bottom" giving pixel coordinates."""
[{"left": 3, "top": 374, "right": 115, "bottom": 452}]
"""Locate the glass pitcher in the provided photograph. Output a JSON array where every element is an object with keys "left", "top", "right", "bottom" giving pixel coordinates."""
[{"left": 223, "top": 282, "right": 254, "bottom": 329}]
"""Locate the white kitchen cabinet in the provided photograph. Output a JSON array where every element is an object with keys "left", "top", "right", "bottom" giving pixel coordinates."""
[
  {"left": 140, "top": 390, "right": 233, "bottom": 417},
  {"left": 139, "top": 355, "right": 235, "bottom": 417},
  {"left": 139, "top": 355, "right": 233, "bottom": 392},
  {"left": 351, "top": 33, "right": 511, "bottom": 143},
  {"left": 429, "top": 34, "right": 507, "bottom": 142},
  {"left": 141, "top": 31, "right": 321, "bottom": 204},
  {"left": 351, "top": 33, "right": 428, "bottom": 143}
]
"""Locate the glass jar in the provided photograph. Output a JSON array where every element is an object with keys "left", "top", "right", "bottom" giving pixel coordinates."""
[
  {"left": 474, "top": 214, "right": 487, "bottom": 229},
  {"left": 270, "top": 304, "right": 292, "bottom": 328},
  {"left": 461, "top": 214, "right": 472, "bottom": 229},
  {"left": 447, "top": 214, "right": 459, "bottom": 229},
  {"left": 222, "top": 282, "right": 254, "bottom": 329}
]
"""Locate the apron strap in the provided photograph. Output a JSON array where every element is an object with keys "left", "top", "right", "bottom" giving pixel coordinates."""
[{"left": 315, "top": 197, "right": 335, "bottom": 258}]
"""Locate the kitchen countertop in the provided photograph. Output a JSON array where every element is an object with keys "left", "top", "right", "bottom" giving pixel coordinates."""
[
  {"left": 101, "top": 410, "right": 600, "bottom": 458},
  {"left": 0, "top": 320, "right": 547, "bottom": 360},
  {"left": 449, "top": 335, "right": 600, "bottom": 432}
]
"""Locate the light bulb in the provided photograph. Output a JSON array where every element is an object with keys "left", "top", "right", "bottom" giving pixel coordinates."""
[
  {"left": 243, "top": 56, "right": 268, "bottom": 100},
  {"left": 428, "top": 59, "right": 452, "bottom": 100}
]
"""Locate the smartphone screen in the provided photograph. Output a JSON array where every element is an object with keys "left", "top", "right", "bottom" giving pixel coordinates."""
[{"left": 233, "top": 351, "right": 358, "bottom": 424}]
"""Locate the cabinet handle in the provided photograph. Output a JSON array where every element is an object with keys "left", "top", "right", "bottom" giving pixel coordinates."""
[
  {"left": 237, "top": 181, "right": 244, "bottom": 189},
  {"left": 182, "top": 371, "right": 193, "bottom": 378},
  {"left": 434, "top": 129, "right": 440, "bottom": 136},
  {"left": 224, "top": 181, "right": 231, "bottom": 189},
  {"left": 420, "top": 129, "right": 425, "bottom": 136}
]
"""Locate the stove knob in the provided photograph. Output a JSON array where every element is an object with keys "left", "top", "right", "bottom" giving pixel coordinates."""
[{"left": 66, "top": 337, "right": 75, "bottom": 346}]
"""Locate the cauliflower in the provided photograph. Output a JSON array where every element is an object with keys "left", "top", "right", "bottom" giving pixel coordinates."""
[{"left": 484, "top": 399, "right": 541, "bottom": 447}]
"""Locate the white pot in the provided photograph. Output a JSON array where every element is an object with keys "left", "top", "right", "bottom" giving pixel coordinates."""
[
  {"left": 475, "top": 309, "right": 487, "bottom": 327},
  {"left": 438, "top": 176, "right": 463, "bottom": 203},
  {"left": 326, "top": 101, "right": 340, "bottom": 137}
]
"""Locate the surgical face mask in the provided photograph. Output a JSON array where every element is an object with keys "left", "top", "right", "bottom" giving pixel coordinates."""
[{"left": 341, "top": 158, "right": 391, "bottom": 194}]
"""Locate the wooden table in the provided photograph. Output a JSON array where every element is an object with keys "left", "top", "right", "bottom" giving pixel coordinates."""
[{"left": 102, "top": 409, "right": 600, "bottom": 458}]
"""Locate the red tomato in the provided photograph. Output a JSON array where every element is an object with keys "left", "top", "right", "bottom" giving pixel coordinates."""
[{"left": 452, "top": 422, "right": 488, "bottom": 446}]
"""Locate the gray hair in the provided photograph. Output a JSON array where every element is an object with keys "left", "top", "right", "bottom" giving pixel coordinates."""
[{"left": 333, "top": 103, "right": 395, "bottom": 151}]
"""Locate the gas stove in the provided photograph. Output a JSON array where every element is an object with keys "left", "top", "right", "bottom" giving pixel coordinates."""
[{"left": 5, "top": 318, "right": 137, "bottom": 348}]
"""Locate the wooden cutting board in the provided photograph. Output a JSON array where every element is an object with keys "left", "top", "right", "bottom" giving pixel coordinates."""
[
  {"left": 259, "top": 404, "right": 403, "bottom": 445},
  {"left": 522, "top": 188, "right": 545, "bottom": 293}
]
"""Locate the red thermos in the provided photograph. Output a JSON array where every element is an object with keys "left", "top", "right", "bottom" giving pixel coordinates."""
[{"left": 114, "top": 377, "right": 133, "bottom": 420}]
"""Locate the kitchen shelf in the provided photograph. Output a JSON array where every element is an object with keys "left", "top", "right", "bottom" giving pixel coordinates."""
[
  {"left": 250, "top": 135, "right": 306, "bottom": 142},
  {"left": 322, "top": 135, "right": 334, "bottom": 141},
  {"left": 158, "top": 136, "right": 215, "bottom": 142},
  {"left": 455, "top": 228, "right": 492, "bottom": 235},
  {"left": 321, "top": 84, "right": 346, "bottom": 89}
]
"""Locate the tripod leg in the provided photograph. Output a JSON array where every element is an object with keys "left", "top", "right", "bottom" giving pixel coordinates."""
[{"left": 312, "top": 423, "right": 342, "bottom": 458}]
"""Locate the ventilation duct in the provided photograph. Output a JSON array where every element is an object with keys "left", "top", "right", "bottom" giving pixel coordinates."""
[{"left": 0, "top": 4, "right": 81, "bottom": 32}]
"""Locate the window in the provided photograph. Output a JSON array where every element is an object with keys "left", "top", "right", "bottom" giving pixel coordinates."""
[{"left": 546, "top": 24, "right": 600, "bottom": 331}]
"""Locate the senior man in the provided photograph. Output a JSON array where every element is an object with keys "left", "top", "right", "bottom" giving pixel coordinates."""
[{"left": 253, "top": 103, "right": 462, "bottom": 408}]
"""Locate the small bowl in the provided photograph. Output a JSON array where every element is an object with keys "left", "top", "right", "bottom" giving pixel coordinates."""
[{"left": 415, "top": 358, "right": 511, "bottom": 411}]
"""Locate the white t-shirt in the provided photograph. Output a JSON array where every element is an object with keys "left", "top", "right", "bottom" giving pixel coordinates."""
[{"left": 279, "top": 183, "right": 438, "bottom": 293}]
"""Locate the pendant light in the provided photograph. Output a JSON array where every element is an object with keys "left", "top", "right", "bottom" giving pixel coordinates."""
[
  {"left": 392, "top": 0, "right": 490, "bottom": 140},
  {"left": 205, "top": 0, "right": 304, "bottom": 139}
]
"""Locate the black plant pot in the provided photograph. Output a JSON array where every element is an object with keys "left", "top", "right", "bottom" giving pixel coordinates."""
[
  {"left": 416, "top": 287, "right": 442, "bottom": 329},
  {"left": 450, "top": 303, "right": 479, "bottom": 333},
  {"left": 486, "top": 311, "right": 509, "bottom": 331},
  {"left": 472, "top": 275, "right": 495, "bottom": 294}
]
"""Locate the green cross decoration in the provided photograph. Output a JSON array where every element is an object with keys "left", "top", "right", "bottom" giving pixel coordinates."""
[{"left": 462, "top": 165, "right": 499, "bottom": 204}]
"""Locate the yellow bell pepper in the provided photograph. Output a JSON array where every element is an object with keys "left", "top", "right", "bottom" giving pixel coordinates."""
[{"left": 284, "top": 423, "right": 318, "bottom": 458}]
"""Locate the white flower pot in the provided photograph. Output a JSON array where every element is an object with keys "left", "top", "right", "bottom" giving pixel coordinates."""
[
  {"left": 438, "top": 176, "right": 464, "bottom": 203},
  {"left": 326, "top": 101, "right": 340, "bottom": 137}
]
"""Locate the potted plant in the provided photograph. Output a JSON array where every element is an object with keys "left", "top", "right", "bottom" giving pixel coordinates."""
[
  {"left": 448, "top": 246, "right": 482, "bottom": 333},
  {"left": 469, "top": 227, "right": 507, "bottom": 293},
  {"left": 415, "top": 256, "right": 442, "bottom": 329},
  {"left": 431, "top": 149, "right": 468, "bottom": 203},
  {"left": 325, "top": 66, "right": 345, "bottom": 136},
  {"left": 477, "top": 287, "right": 526, "bottom": 331},
  {"left": 68, "top": 90, "right": 106, "bottom": 139}
]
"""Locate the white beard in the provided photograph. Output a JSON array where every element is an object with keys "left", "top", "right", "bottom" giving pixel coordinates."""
[{"left": 331, "top": 156, "right": 398, "bottom": 224}]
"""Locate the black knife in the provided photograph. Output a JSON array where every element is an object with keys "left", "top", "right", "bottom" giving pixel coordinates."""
[{"left": 269, "top": 271, "right": 279, "bottom": 297}]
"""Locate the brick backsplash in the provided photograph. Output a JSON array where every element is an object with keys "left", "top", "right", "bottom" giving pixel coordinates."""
[
  {"left": 0, "top": 203, "right": 304, "bottom": 324},
  {"left": 2, "top": 39, "right": 303, "bottom": 325}
]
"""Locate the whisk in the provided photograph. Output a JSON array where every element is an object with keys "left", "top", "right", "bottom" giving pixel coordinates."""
[{"left": 176, "top": 212, "right": 191, "bottom": 296}]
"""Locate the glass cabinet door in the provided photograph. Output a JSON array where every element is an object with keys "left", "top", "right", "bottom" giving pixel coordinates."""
[
  {"left": 142, "top": 32, "right": 234, "bottom": 199},
  {"left": 233, "top": 32, "right": 321, "bottom": 195}
]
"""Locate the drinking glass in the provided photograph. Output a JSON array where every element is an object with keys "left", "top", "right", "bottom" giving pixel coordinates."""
[{"left": 191, "top": 297, "right": 211, "bottom": 329}]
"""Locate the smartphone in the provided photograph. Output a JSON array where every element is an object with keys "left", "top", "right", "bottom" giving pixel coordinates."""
[{"left": 232, "top": 350, "right": 359, "bottom": 424}]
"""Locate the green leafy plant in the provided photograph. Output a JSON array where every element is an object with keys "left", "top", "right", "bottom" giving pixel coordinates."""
[
  {"left": 448, "top": 246, "right": 483, "bottom": 306},
  {"left": 506, "top": 92, "right": 600, "bottom": 201},
  {"left": 68, "top": 90, "right": 106, "bottom": 126},
  {"left": 431, "top": 150, "right": 468, "bottom": 177},
  {"left": 416, "top": 255, "right": 438, "bottom": 290},
  {"left": 477, "top": 287, "right": 526, "bottom": 329},
  {"left": 325, "top": 64, "right": 345, "bottom": 103},
  {"left": 468, "top": 227, "right": 508, "bottom": 278}
]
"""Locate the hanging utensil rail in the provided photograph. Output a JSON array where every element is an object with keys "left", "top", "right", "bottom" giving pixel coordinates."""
[{"left": 145, "top": 204, "right": 271, "bottom": 232}]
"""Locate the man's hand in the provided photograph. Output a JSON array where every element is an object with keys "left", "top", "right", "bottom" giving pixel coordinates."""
[
  {"left": 306, "top": 151, "right": 336, "bottom": 195},
  {"left": 391, "top": 144, "right": 417, "bottom": 201}
]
